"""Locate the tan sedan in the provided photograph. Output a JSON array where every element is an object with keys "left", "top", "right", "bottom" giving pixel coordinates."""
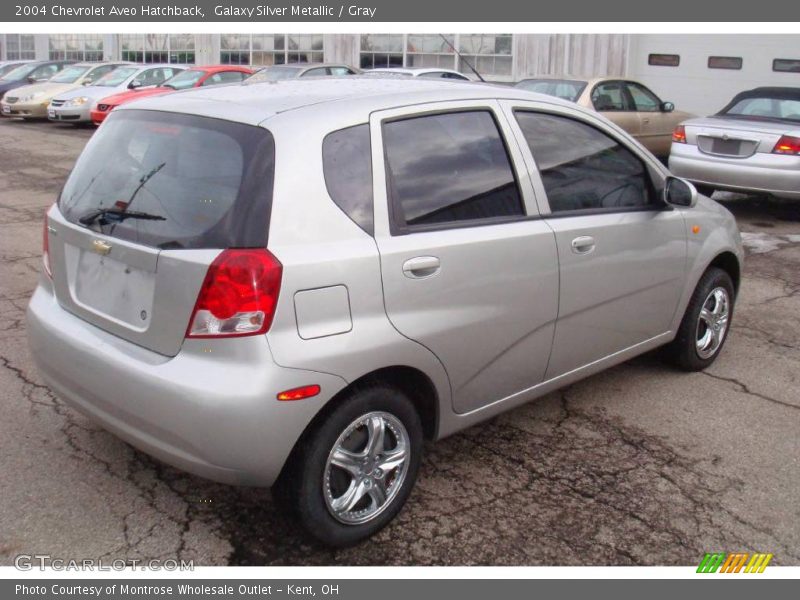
[
  {"left": 515, "top": 76, "right": 693, "bottom": 157},
  {"left": 1, "top": 62, "right": 127, "bottom": 120}
]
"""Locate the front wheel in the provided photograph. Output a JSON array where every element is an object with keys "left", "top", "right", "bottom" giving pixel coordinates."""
[
  {"left": 667, "top": 267, "right": 735, "bottom": 371},
  {"left": 274, "top": 384, "right": 423, "bottom": 547}
]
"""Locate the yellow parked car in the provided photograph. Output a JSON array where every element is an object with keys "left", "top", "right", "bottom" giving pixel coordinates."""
[
  {"left": 1, "top": 62, "right": 128, "bottom": 120},
  {"left": 516, "top": 76, "right": 693, "bottom": 157}
]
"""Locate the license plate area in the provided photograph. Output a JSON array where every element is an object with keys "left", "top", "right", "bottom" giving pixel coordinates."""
[
  {"left": 711, "top": 138, "right": 742, "bottom": 155},
  {"left": 72, "top": 248, "right": 155, "bottom": 331}
]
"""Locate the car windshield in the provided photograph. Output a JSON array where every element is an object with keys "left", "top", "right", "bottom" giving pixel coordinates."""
[
  {"left": 162, "top": 70, "right": 204, "bottom": 90},
  {"left": 0, "top": 63, "right": 24, "bottom": 78},
  {"left": 250, "top": 66, "right": 303, "bottom": 82},
  {"left": 515, "top": 79, "right": 587, "bottom": 102},
  {"left": 94, "top": 66, "right": 138, "bottom": 87},
  {"left": 0, "top": 63, "right": 39, "bottom": 82},
  {"left": 720, "top": 96, "right": 800, "bottom": 123},
  {"left": 58, "top": 110, "right": 276, "bottom": 249},
  {"left": 48, "top": 65, "right": 92, "bottom": 84}
]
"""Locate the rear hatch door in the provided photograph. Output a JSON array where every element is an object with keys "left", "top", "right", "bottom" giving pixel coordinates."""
[{"left": 48, "top": 108, "right": 275, "bottom": 356}]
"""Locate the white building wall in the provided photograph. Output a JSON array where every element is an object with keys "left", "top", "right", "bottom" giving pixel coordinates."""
[{"left": 627, "top": 34, "right": 800, "bottom": 116}]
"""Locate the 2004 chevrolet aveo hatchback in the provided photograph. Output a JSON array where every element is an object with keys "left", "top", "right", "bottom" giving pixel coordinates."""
[{"left": 27, "top": 78, "right": 743, "bottom": 546}]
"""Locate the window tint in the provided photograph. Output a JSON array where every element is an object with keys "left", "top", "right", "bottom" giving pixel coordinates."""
[
  {"left": 322, "top": 124, "right": 374, "bottom": 235},
  {"left": 591, "top": 82, "right": 628, "bottom": 111},
  {"left": 59, "top": 110, "right": 275, "bottom": 249},
  {"left": 383, "top": 110, "right": 523, "bottom": 230},
  {"left": 301, "top": 67, "right": 329, "bottom": 77},
  {"left": 515, "top": 111, "right": 655, "bottom": 213},
  {"left": 203, "top": 71, "right": 247, "bottom": 86},
  {"left": 627, "top": 82, "right": 661, "bottom": 112}
]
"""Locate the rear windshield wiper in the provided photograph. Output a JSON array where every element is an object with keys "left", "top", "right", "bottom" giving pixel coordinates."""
[{"left": 78, "top": 208, "right": 166, "bottom": 226}]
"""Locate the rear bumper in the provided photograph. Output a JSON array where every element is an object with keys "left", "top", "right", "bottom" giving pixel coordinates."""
[
  {"left": 669, "top": 143, "right": 800, "bottom": 199},
  {"left": 26, "top": 279, "right": 347, "bottom": 487},
  {"left": 48, "top": 105, "right": 91, "bottom": 122}
]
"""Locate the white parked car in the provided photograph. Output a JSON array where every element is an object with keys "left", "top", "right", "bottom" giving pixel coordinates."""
[
  {"left": 669, "top": 87, "right": 800, "bottom": 199},
  {"left": 364, "top": 67, "right": 471, "bottom": 80}
]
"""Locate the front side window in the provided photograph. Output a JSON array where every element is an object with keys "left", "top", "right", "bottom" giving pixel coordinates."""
[
  {"left": 591, "top": 81, "right": 629, "bottom": 111},
  {"left": 626, "top": 82, "right": 661, "bottom": 112},
  {"left": 323, "top": 124, "right": 374, "bottom": 235},
  {"left": 202, "top": 71, "right": 248, "bottom": 86},
  {"left": 515, "top": 111, "right": 655, "bottom": 213},
  {"left": 383, "top": 110, "right": 524, "bottom": 230}
]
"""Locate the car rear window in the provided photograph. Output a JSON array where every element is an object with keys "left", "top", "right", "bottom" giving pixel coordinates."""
[{"left": 59, "top": 110, "right": 275, "bottom": 249}]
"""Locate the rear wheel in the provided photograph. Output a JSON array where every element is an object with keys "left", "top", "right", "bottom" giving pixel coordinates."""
[
  {"left": 667, "top": 267, "right": 734, "bottom": 371},
  {"left": 275, "top": 383, "right": 423, "bottom": 547}
]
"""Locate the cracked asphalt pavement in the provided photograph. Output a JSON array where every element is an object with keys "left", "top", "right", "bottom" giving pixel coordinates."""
[{"left": 0, "top": 119, "right": 798, "bottom": 566}]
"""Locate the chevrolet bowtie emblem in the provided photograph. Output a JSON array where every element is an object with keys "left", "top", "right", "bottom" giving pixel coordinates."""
[{"left": 92, "top": 239, "right": 112, "bottom": 256}]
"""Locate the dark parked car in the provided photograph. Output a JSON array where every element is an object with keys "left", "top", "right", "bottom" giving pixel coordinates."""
[{"left": 0, "top": 60, "right": 75, "bottom": 99}]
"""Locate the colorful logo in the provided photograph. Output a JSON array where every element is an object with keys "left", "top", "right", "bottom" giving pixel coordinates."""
[{"left": 697, "top": 552, "right": 773, "bottom": 573}]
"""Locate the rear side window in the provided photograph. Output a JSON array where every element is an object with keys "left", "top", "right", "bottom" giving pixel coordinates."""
[
  {"left": 383, "top": 110, "right": 523, "bottom": 231},
  {"left": 322, "top": 124, "right": 374, "bottom": 235},
  {"left": 59, "top": 110, "right": 275, "bottom": 249},
  {"left": 515, "top": 111, "right": 655, "bottom": 213}
]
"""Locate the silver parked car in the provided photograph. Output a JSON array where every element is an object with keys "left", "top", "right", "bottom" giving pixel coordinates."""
[
  {"left": 48, "top": 64, "right": 183, "bottom": 123},
  {"left": 669, "top": 87, "right": 800, "bottom": 199},
  {"left": 28, "top": 79, "right": 743, "bottom": 546}
]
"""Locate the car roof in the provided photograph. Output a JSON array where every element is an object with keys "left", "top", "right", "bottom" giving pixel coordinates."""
[
  {"left": 186, "top": 64, "right": 253, "bottom": 72},
  {"left": 372, "top": 67, "right": 463, "bottom": 75},
  {"left": 121, "top": 76, "right": 576, "bottom": 127}
]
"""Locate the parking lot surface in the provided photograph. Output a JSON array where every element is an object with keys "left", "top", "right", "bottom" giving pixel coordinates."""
[{"left": 0, "top": 119, "right": 798, "bottom": 566}]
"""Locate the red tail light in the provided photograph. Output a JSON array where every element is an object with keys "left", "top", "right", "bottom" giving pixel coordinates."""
[
  {"left": 186, "top": 249, "right": 282, "bottom": 339},
  {"left": 772, "top": 135, "right": 800, "bottom": 155},
  {"left": 42, "top": 208, "right": 52, "bottom": 279},
  {"left": 672, "top": 125, "right": 687, "bottom": 143}
]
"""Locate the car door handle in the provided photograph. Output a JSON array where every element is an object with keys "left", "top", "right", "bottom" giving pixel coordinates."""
[
  {"left": 642, "top": 117, "right": 650, "bottom": 124},
  {"left": 571, "top": 236, "right": 596, "bottom": 254},
  {"left": 402, "top": 256, "right": 441, "bottom": 279}
]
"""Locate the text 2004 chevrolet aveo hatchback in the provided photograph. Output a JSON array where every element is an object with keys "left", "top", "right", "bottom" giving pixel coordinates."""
[{"left": 27, "top": 78, "right": 743, "bottom": 546}]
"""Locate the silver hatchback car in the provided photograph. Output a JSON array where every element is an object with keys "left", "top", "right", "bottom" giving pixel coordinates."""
[{"left": 27, "top": 78, "right": 743, "bottom": 546}]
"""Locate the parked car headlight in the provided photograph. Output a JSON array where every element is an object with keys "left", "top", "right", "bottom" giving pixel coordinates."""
[{"left": 65, "top": 97, "right": 89, "bottom": 107}]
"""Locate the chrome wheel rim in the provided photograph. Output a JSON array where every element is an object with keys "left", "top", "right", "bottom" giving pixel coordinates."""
[
  {"left": 323, "top": 411, "right": 410, "bottom": 525},
  {"left": 696, "top": 287, "right": 730, "bottom": 359}
]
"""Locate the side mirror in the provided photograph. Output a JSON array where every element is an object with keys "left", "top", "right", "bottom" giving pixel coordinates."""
[
  {"left": 82, "top": 79, "right": 93, "bottom": 86},
  {"left": 128, "top": 79, "right": 143, "bottom": 89},
  {"left": 661, "top": 101, "right": 675, "bottom": 113},
  {"left": 27, "top": 76, "right": 38, "bottom": 84},
  {"left": 664, "top": 176, "right": 697, "bottom": 208}
]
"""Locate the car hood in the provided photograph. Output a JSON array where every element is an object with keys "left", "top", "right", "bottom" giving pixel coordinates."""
[
  {"left": 6, "top": 81, "right": 82, "bottom": 101},
  {"left": 682, "top": 115, "right": 800, "bottom": 137},
  {"left": 101, "top": 87, "right": 175, "bottom": 106},
  {"left": 0, "top": 79, "right": 29, "bottom": 94},
  {"left": 54, "top": 84, "right": 126, "bottom": 102}
]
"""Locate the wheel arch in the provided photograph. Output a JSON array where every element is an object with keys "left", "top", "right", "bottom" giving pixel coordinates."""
[{"left": 708, "top": 250, "right": 741, "bottom": 295}]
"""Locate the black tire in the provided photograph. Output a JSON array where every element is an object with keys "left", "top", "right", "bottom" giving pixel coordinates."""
[
  {"left": 694, "top": 184, "right": 716, "bottom": 198},
  {"left": 274, "top": 383, "right": 423, "bottom": 547},
  {"left": 666, "top": 267, "right": 735, "bottom": 371}
]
